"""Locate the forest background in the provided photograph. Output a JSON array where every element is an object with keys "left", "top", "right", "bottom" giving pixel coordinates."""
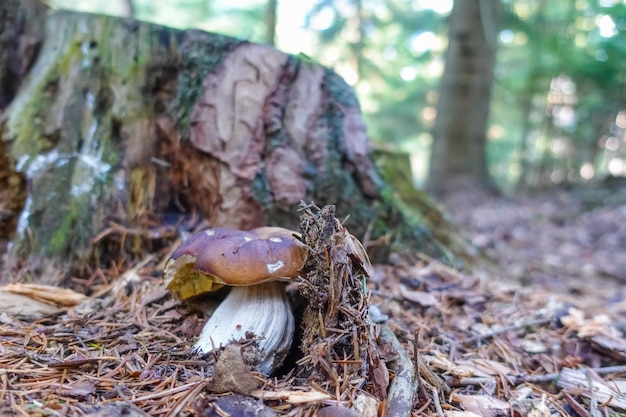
[{"left": 51, "top": 0, "right": 626, "bottom": 195}]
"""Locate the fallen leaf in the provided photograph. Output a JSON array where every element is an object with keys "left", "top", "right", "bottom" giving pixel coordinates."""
[
  {"left": 527, "top": 394, "right": 551, "bottom": 417},
  {"left": 454, "top": 358, "right": 514, "bottom": 378},
  {"left": 399, "top": 286, "right": 439, "bottom": 307},
  {"left": 560, "top": 307, "right": 615, "bottom": 338},
  {"left": 208, "top": 344, "right": 260, "bottom": 395},
  {"left": 352, "top": 393, "right": 379, "bottom": 417},
  {"left": 520, "top": 339, "right": 547, "bottom": 354},
  {"left": 453, "top": 394, "right": 509, "bottom": 417}
]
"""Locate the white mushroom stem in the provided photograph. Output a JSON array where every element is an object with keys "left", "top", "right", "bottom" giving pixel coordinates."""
[{"left": 193, "top": 281, "right": 295, "bottom": 375}]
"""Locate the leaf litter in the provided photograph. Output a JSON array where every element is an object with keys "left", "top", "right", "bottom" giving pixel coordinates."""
[{"left": 0, "top": 197, "right": 625, "bottom": 416}]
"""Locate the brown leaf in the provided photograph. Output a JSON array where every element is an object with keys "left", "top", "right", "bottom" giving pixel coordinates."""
[
  {"left": 372, "top": 356, "right": 389, "bottom": 399},
  {"left": 399, "top": 285, "right": 439, "bottom": 307},
  {"left": 453, "top": 394, "right": 509, "bottom": 417},
  {"left": 208, "top": 344, "right": 260, "bottom": 395},
  {"left": 454, "top": 358, "right": 514, "bottom": 377}
]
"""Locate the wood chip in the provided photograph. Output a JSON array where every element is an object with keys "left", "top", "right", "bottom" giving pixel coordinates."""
[
  {"left": 3, "top": 283, "right": 87, "bottom": 306},
  {"left": 0, "top": 291, "right": 61, "bottom": 318},
  {"left": 557, "top": 367, "right": 626, "bottom": 411},
  {"left": 250, "top": 389, "right": 331, "bottom": 404}
]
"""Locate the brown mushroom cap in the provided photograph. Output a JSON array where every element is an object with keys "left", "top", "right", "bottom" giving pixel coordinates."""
[{"left": 163, "top": 227, "right": 307, "bottom": 300}]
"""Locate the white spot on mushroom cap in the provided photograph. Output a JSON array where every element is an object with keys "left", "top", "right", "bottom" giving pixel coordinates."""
[
  {"left": 269, "top": 237, "right": 282, "bottom": 243},
  {"left": 244, "top": 236, "right": 252, "bottom": 242},
  {"left": 205, "top": 229, "right": 215, "bottom": 236},
  {"left": 266, "top": 261, "right": 285, "bottom": 274}
]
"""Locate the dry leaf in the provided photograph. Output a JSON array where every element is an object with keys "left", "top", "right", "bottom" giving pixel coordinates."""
[
  {"left": 527, "top": 394, "right": 551, "bottom": 417},
  {"left": 399, "top": 285, "right": 439, "bottom": 307},
  {"left": 425, "top": 353, "right": 475, "bottom": 378},
  {"left": 208, "top": 344, "right": 260, "bottom": 395},
  {"left": 454, "top": 358, "right": 514, "bottom": 378},
  {"left": 352, "top": 393, "right": 379, "bottom": 417},
  {"left": 560, "top": 307, "right": 615, "bottom": 338},
  {"left": 453, "top": 394, "right": 509, "bottom": 417},
  {"left": 520, "top": 339, "right": 547, "bottom": 354}
]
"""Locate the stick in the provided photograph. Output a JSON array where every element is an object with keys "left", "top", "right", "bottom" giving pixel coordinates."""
[
  {"left": 379, "top": 323, "right": 417, "bottom": 417},
  {"left": 447, "top": 364, "right": 626, "bottom": 388}
]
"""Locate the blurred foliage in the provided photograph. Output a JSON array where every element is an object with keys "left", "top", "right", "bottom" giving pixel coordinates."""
[{"left": 51, "top": 0, "right": 626, "bottom": 192}]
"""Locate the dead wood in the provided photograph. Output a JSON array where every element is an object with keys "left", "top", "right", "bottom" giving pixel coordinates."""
[
  {"left": 0, "top": 5, "right": 465, "bottom": 286},
  {"left": 378, "top": 323, "right": 417, "bottom": 417}
]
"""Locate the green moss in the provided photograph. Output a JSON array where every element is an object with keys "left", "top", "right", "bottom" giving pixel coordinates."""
[
  {"left": 3, "top": 11, "right": 179, "bottom": 276},
  {"left": 173, "top": 33, "right": 242, "bottom": 133},
  {"left": 47, "top": 212, "right": 74, "bottom": 256}
]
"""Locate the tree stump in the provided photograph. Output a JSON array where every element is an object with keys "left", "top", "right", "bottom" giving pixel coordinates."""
[{"left": 0, "top": 7, "right": 463, "bottom": 285}]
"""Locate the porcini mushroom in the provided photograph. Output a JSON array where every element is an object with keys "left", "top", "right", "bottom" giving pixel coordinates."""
[{"left": 163, "top": 227, "right": 307, "bottom": 374}]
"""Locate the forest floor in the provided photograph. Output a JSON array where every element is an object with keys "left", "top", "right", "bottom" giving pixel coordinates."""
[
  {"left": 1, "top": 187, "right": 626, "bottom": 416},
  {"left": 443, "top": 185, "right": 626, "bottom": 317}
]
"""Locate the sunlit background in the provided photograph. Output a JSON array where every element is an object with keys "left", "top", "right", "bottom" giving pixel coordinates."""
[{"left": 50, "top": 0, "right": 626, "bottom": 191}]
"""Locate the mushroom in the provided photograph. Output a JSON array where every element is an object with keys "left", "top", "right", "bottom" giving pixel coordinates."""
[{"left": 163, "top": 226, "right": 307, "bottom": 374}]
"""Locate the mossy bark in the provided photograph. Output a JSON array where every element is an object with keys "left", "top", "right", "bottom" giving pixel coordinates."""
[{"left": 0, "top": 8, "right": 465, "bottom": 285}]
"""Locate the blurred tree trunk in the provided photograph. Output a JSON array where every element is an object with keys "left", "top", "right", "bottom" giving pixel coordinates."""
[
  {"left": 0, "top": 0, "right": 47, "bottom": 256},
  {"left": 0, "top": 0, "right": 47, "bottom": 109},
  {"left": 0, "top": 5, "right": 468, "bottom": 285},
  {"left": 516, "top": 0, "right": 546, "bottom": 192},
  {"left": 120, "top": 0, "right": 135, "bottom": 18},
  {"left": 265, "top": 0, "right": 277, "bottom": 45},
  {"left": 426, "top": 0, "right": 502, "bottom": 197}
]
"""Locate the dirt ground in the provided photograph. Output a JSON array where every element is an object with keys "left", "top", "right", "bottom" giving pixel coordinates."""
[
  {"left": 443, "top": 186, "right": 626, "bottom": 318},
  {"left": 1, "top": 189, "right": 626, "bottom": 416}
]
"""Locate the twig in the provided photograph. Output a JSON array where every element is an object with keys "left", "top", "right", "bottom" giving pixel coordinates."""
[
  {"left": 379, "top": 323, "right": 417, "bottom": 417},
  {"left": 586, "top": 370, "right": 601, "bottom": 417},
  {"left": 461, "top": 317, "right": 553, "bottom": 345},
  {"left": 448, "top": 364, "right": 626, "bottom": 388},
  {"left": 564, "top": 392, "right": 592, "bottom": 417},
  {"left": 429, "top": 384, "right": 445, "bottom": 417}
]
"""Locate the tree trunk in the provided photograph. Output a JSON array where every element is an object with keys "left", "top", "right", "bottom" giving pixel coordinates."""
[
  {"left": 264, "top": 0, "right": 277, "bottom": 46},
  {"left": 0, "top": 6, "right": 466, "bottom": 285},
  {"left": 426, "top": 0, "right": 502, "bottom": 196}
]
